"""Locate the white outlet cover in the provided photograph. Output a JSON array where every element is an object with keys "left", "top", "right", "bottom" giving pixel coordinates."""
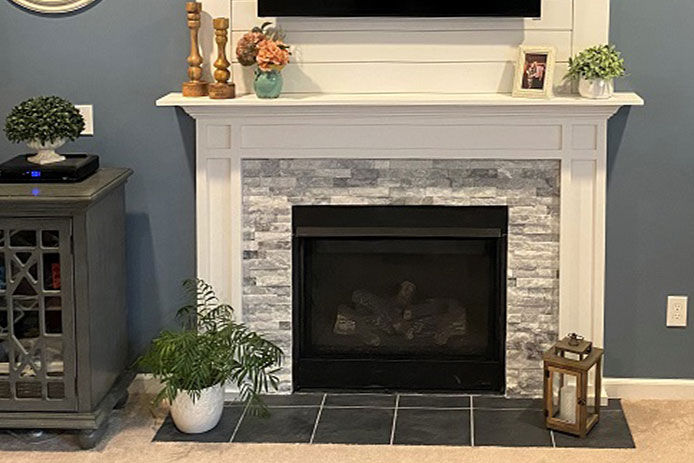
[
  {"left": 667, "top": 295, "right": 688, "bottom": 327},
  {"left": 75, "top": 105, "right": 94, "bottom": 136}
]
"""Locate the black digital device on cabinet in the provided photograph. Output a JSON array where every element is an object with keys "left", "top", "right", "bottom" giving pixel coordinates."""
[
  {"left": 0, "top": 154, "right": 99, "bottom": 183},
  {"left": 258, "top": 0, "right": 541, "bottom": 18}
]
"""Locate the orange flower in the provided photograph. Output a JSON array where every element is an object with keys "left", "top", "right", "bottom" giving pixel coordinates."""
[
  {"left": 256, "top": 40, "right": 291, "bottom": 72},
  {"left": 236, "top": 31, "right": 266, "bottom": 66}
]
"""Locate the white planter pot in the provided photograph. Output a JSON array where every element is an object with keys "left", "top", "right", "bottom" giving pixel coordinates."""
[
  {"left": 578, "top": 78, "right": 614, "bottom": 99},
  {"left": 170, "top": 384, "right": 225, "bottom": 434},
  {"left": 26, "top": 138, "right": 67, "bottom": 165}
]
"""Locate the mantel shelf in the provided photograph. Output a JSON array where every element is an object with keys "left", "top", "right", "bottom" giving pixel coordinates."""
[
  {"left": 157, "top": 91, "right": 644, "bottom": 108},
  {"left": 157, "top": 92, "right": 643, "bottom": 118}
]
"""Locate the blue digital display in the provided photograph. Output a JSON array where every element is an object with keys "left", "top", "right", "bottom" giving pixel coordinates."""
[{"left": 30, "top": 170, "right": 41, "bottom": 178}]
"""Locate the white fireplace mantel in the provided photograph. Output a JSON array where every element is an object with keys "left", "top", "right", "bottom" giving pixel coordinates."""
[{"left": 157, "top": 91, "right": 643, "bottom": 356}]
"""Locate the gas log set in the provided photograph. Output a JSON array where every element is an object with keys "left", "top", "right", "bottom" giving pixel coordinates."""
[{"left": 332, "top": 281, "right": 468, "bottom": 348}]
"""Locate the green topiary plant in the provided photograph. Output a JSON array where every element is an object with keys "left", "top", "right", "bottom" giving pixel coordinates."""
[
  {"left": 4, "top": 96, "right": 85, "bottom": 145},
  {"left": 138, "top": 279, "right": 283, "bottom": 415},
  {"left": 566, "top": 45, "right": 627, "bottom": 81}
]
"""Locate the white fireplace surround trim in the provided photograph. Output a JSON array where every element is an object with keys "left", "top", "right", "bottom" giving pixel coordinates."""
[{"left": 157, "top": 92, "right": 643, "bottom": 390}]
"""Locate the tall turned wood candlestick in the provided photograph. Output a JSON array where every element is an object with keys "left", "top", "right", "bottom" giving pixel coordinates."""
[
  {"left": 182, "top": 2, "right": 208, "bottom": 97},
  {"left": 209, "top": 17, "right": 236, "bottom": 99}
]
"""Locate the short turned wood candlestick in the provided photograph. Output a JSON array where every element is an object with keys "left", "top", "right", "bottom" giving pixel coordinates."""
[
  {"left": 182, "top": 2, "right": 208, "bottom": 97},
  {"left": 209, "top": 17, "right": 235, "bottom": 99}
]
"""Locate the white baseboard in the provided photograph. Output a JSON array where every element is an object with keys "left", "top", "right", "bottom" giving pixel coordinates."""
[{"left": 604, "top": 377, "right": 694, "bottom": 400}]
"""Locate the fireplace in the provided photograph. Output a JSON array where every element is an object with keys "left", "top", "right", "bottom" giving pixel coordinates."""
[{"left": 292, "top": 206, "right": 508, "bottom": 392}]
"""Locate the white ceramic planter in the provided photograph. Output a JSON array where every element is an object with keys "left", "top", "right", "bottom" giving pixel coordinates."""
[
  {"left": 170, "top": 384, "right": 225, "bottom": 434},
  {"left": 578, "top": 78, "right": 614, "bottom": 100},
  {"left": 26, "top": 138, "right": 67, "bottom": 165}
]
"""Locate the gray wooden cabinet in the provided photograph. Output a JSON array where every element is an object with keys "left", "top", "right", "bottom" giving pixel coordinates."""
[{"left": 0, "top": 168, "right": 133, "bottom": 448}]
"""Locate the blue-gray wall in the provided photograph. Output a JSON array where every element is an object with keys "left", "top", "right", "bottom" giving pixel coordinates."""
[
  {"left": 606, "top": 1, "right": 694, "bottom": 378},
  {"left": 0, "top": 0, "right": 196, "bottom": 359},
  {"left": 1, "top": 1, "right": 691, "bottom": 377}
]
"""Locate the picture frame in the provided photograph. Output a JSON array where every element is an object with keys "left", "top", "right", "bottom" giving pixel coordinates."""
[{"left": 512, "top": 46, "right": 556, "bottom": 99}]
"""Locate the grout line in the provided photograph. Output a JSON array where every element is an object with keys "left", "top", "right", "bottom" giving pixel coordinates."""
[
  {"left": 397, "top": 406, "right": 471, "bottom": 411},
  {"left": 229, "top": 403, "right": 249, "bottom": 443},
  {"left": 469, "top": 395, "right": 475, "bottom": 447},
  {"left": 550, "top": 430, "right": 557, "bottom": 448},
  {"left": 309, "top": 393, "right": 327, "bottom": 444},
  {"left": 389, "top": 394, "right": 400, "bottom": 445}
]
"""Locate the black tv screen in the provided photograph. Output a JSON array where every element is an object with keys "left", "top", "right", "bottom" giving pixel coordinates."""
[{"left": 258, "top": 1, "right": 542, "bottom": 18}]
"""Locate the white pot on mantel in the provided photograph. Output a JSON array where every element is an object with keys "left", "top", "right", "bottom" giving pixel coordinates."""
[
  {"left": 170, "top": 384, "right": 225, "bottom": 434},
  {"left": 578, "top": 78, "right": 614, "bottom": 100},
  {"left": 26, "top": 138, "right": 67, "bottom": 165}
]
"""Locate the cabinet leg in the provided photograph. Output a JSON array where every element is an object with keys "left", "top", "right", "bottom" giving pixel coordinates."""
[
  {"left": 114, "top": 390, "right": 130, "bottom": 410},
  {"left": 77, "top": 421, "right": 109, "bottom": 450}
]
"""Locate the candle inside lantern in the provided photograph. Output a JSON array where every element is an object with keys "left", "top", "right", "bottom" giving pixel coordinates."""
[{"left": 559, "top": 384, "right": 577, "bottom": 422}]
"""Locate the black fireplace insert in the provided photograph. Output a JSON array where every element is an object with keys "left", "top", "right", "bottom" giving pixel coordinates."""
[{"left": 292, "top": 206, "right": 507, "bottom": 392}]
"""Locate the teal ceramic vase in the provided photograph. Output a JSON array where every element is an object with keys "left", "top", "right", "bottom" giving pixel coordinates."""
[{"left": 254, "top": 70, "right": 283, "bottom": 99}]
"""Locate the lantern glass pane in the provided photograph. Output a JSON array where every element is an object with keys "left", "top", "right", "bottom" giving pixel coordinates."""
[
  {"left": 551, "top": 369, "right": 578, "bottom": 425},
  {"left": 588, "top": 361, "right": 600, "bottom": 415}
]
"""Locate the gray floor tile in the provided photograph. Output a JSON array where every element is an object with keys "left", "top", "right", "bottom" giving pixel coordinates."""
[
  {"left": 153, "top": 405, "right": 244, "bottom": 443},
  {"left": 474, "top": 409, "right": 552, "bottom": 447},
  {"left": 394, "top": 408, "right": 471, "bottom": 446},
  {"left": 553, "top": 411, "right": 635, "bottom": 448},
  {"left": 233, "top": 406, "right": 320, "bottom": 443},
  {"left": 312, "top": 407, "right": 393, "bottom": 444}
]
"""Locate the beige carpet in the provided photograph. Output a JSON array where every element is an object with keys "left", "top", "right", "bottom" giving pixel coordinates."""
[{"left": 0, "top": 392, "right": 692, "bottom": 463}]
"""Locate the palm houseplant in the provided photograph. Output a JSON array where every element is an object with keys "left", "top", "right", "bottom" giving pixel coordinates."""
[
  {"left": 139, "top": 279, "right": 283, "bottom": 434},
  {"left": 4, "top": 96, "right": 85, "bottom": 165},
  {"left": 566, "top": 44, "right": 627, "bottom": 99}
]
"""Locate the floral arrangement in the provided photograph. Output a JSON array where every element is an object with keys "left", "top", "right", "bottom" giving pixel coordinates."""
[
  {"left": 566, "top": 45, "right": 626, "bottom": 81},
  {"left": 236, "top": 22, "right": 290, "bottom": 72}
]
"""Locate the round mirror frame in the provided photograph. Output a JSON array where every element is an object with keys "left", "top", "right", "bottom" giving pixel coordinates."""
[{"left": 11, "top": 0, "right": 96, "bottom": 13}]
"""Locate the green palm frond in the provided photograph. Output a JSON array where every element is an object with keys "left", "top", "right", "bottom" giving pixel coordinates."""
[{"left": 138, "top": 279, "right": 283, "bottom": 408}]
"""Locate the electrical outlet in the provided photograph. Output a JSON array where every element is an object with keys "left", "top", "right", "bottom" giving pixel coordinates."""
[
  {"left": 667, "top": 296, "right": 688, "bottom": 327},
  {"left": 75, "top": 105, "right": 94, "bottom": 136}
]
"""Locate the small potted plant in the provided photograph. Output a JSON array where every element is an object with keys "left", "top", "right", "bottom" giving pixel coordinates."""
[
  {"left": 236, "top": 22, "right": 291, "bottom": 99},
  {"left": 138, "top": 279, "right": 283, "bottom": 434},
  {"left": 4, "top": 96, "right": 85, "bottom": 165},
  {"left": 566, "top": 45, "right": 626, "bottom": 99}
]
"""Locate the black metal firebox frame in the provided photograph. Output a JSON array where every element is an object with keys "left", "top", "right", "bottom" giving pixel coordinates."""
[{"left": 292, "top": 206, "right": 508, "bottom": 393}]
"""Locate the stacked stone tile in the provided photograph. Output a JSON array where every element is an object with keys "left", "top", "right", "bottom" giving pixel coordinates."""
[{"left": 242, "top": 159, "right": 560, "bottom": 396}]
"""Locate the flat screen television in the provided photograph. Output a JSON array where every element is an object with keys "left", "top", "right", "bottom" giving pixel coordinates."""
[{"left": 258, "top": 1, "right": 542, "bottom": 18}]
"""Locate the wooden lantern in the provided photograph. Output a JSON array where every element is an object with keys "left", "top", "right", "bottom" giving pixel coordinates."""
[{"left": 543, "top": 333, "right": 604, "bottom": 437}]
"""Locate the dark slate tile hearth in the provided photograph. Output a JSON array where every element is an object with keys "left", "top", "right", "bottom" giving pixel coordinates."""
[
  {"left": 324, "top": 393, "right": 396, "bottom": 408},
  {"left": 154, "top": 405, "right": 244, "bottom": 443},
  {"left": 553, "top": 407, "right": 635, "bottom": 449},
  {"left": 233, "top": 406, "right": 320, "bottom": 443},
  {"left": 257, "top": 392, "right": 324, "bottom": 407},
  {"left": 474, "top": 396, "right": 543, "bottom": 410},
  {"left": 312, "top": 407, "right": 394, "bottom": 444},
  {"left": 152, "top": 395, "right": 634, "bottom": 449},
  {"left": 398, "top": 394, "right": 470, "bottom": 409},
  {"left": 394, "top": 408, "right": 471, "bottom": 446},
  {"left": 474, "top": 408, "right": 552, "bottom": 447}
]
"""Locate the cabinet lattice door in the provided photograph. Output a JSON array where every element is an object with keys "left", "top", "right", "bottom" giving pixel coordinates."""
[{"left": 0, "top": 219, "right": 76, "bottom": 411}]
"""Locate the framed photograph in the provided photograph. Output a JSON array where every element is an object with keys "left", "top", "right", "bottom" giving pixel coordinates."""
[{"left": 512, "top": 46, "right": 556, "bottom": 99}]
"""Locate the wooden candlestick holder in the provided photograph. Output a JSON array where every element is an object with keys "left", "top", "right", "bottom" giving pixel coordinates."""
[
  {"left": 209, "top": 17, "right": 236, "bottom": 99},
  {"left": 182, "top": 2, "right": 208, "bottom": 97}
]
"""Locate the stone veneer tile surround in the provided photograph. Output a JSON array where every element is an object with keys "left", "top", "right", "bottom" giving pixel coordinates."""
[{"left": 242, "top": 159, "right": 560, "bottom": 396}]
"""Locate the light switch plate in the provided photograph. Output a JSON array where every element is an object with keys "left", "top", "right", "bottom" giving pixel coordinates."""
[
  {"left": 75, "top": 105, "right": 94, "bottom": 136},
  {"left": 667, "top": 295, "right": 688, "bottom": 327}
]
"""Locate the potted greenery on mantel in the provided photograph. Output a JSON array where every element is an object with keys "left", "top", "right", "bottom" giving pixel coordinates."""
[
  {"left": 139, "top": 279, "right": 283, "bottom": 434},
  {"left": 566, "top": 45, "right": 627, "bottom": 99}
]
